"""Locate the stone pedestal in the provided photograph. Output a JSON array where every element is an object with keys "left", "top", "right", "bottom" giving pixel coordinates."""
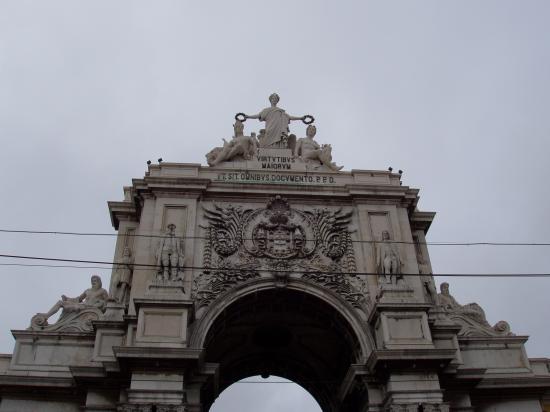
[
  {"left": 376, "top": 283, "right": 416, "bottom": 304},
  {"left": 370, "top": 302, "right": 434, "bottom": 350},
  {"left": 384, "top": 372, "right": 448, "bottom": 411},
  {"left": 103, "top": 301, "right": 126, "bottom": 322},
  {"left": 147, "top": 279, "right": 186, "bottom": 299},
  {"left": 127, "top": 372, "right": 186, "bottom": 406},
  {"left": 134, "top": 296, "right": 193, "bottom": 348}
]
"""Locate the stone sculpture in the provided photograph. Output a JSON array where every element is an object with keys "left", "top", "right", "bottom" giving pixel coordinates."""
[
  {"left": 415, "top": 241, "right": 439, "bottom": 305},
  {"left": 205, "top": 120, "right": 258, "bottom": 166},
  {"left": 239, "top": 93, "right": 312, "bottom": 148},
  {"left": 375, "top": 230, "right": 402, "bottom": 285},
  {"left": 111, "top": 247, "right": 133, "bottom": 304},
  {"left": 156, "top": 223, "right": 185, "bottom": 281},
  {"left": 294, "top": 124, "right": 343, "bottom": 171},
  {"left": 438, "top": 282, "right": 512, "bottom": 337},
  {"left": 30, "top": 275, "right": 109, "bottom": 332},
  {"left": 195, "top": 196, "right": 363, "bottom": 309}
]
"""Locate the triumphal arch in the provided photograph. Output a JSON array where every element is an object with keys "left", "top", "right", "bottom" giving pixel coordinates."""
[{"left": 1, "top": 95, "right": 550, "bottom": 411}]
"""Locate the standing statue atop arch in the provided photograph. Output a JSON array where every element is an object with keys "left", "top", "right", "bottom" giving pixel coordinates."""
[
  {"left": 238, "top": 93, "right": 314, "bottom": 148},
  {"left": 156, "top": 223, "right": 185, "bottom": 281}
]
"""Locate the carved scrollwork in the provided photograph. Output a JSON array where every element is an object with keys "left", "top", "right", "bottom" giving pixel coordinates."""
[
  {"left": 29, "top": 308, "right": 103, "bottom": 332},
  {"left": 302, "top": 271, "right": 368, "bottom": 308},
  {"left": 304, "top": 208, "right": 354, "bottom": 260},
  {"left": 195, "top": 196, "right": 365, "bottom": 310},
  {"left": 193, "top": 266, "right": 260, "bottom": 310},
  {"left": 201, "top": 204, "right": 253, "bottom": 257}
]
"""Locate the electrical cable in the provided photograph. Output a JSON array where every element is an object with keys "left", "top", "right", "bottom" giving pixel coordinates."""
[
  {"left": 0, "top": 228, "right": 548, "bottom": 246},
  {"left": 0, "top": 254, "right": 549, "bottom": 277}
]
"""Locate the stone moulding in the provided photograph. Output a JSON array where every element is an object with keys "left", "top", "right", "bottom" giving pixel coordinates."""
[{"left": 118, "top": 405, "right": 186, "bottom": 412}]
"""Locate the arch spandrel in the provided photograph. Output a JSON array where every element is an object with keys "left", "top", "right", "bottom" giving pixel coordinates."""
[{"left": 189, "top": 278, "right": 375, "bottom": 360}]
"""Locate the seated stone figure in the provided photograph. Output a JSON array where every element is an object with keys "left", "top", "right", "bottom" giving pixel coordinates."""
[
  {"left": 30, "top": 275, "right": 109, "bottom": 332},
  {"left": 437, "top": 282, "right": 512, "bottom": 337},
  {"left": 206, "top": 120, "right": 258, "bottom": 166},
  {"left": 438, "top": 282, "right": 489, "bottom": 326},
  {"left": 294, "top": 125, "right": 343, "bottom": 171}
]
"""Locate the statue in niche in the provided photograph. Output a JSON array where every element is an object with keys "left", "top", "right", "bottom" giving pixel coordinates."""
[
  {"left": 111, "top": 247, "right": 133, "bottom": 304},
  {"left": 294, "top": 124, "right": 343, "bottom": 171},
  {"left": 156, "top": 223, "right": 185, "bottom": 281},
  {"left": 239, "top": 93, "right": 313, "bottom": 148},
  {"left": 375, "top": 230, "right": 402, "bottom": 285},
  {"left": 30, "top": 275, "right": 109, "bottom": 330},
  {"left": 437, "top": 282, "right": 490, "bottom": 326},
  {"left": 414, "top": 238, "right": 439, "bottom": 305},
  {"left": 206, "top": 120, "right": 258, "bottom": 166}
]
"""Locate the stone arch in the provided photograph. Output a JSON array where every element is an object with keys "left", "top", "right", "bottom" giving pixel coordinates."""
[{"left": 189, "top": 278, "right": 375, "bottom": 411}]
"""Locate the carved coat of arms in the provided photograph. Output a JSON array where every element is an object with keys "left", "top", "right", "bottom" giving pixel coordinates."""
[{"left": 194, "top": 196, "right": 368, "bottom": 310}]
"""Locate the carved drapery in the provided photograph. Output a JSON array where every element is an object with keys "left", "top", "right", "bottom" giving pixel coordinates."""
[{"left": 438, "top": 283, "right": 513, "bottom": 337}]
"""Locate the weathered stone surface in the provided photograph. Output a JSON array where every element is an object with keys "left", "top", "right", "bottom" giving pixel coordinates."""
[
  {"left": 28, "top": 275, "right": 108, "bottom": 332},
  {"left": 1, "top": 99, "right": 549, "bottom": 412}
]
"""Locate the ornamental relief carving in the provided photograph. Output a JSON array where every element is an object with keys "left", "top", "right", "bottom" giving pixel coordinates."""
[{"left": 193, "top": 196, "right": 368, "bottom": 309}]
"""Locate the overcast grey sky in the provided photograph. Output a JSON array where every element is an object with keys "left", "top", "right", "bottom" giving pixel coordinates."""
[{"left": 1, "top": 1, "right": 549, "bottom": 411}]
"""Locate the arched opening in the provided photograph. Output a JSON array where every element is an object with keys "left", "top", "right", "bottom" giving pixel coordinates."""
[
  {"left": 197, "top": 287, "right": 369, "bottom": 411},
  {"left": 209, "top": 375, "right": 322, "bottom": 412}
]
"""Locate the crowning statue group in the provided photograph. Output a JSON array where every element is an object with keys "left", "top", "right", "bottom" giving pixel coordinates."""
[{"left": 206, "top": 93, "right": 342, "bottom": 171}]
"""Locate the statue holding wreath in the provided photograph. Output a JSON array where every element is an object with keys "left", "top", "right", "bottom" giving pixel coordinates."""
[{"left": 236, "top": 93, "right": 314, "bottom": 149}]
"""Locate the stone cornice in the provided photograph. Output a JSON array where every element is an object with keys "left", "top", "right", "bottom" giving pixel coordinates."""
[
  {"left": 366, "top": 348, "right": 456, "bottom": 373},
  {"left": 107, "top": 164, "right": 428, "bottom": 230},
  {"left": 411, "top": 210, "right": 437, "bottom": 233},
  {"left": 11, "top": 329, "right": 96, "bottom": 341}
]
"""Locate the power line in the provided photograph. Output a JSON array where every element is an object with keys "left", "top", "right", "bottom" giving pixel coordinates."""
[
  {"left": 0, "top": 254, "right": 549, "bottom": 277},
  {"left": 0, "top": 228, "right": 548, "bottom": 246}
]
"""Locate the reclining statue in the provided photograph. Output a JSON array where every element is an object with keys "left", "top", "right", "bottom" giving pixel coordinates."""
[
  {"left": 438, "top": 282, "right": 512, "bottom": 337},
  {"left": 206, "top": 120, "right": 258, "bottom": 166},
  {"left": 30, "top": 275, "right": 109, "bottom": 332}
]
